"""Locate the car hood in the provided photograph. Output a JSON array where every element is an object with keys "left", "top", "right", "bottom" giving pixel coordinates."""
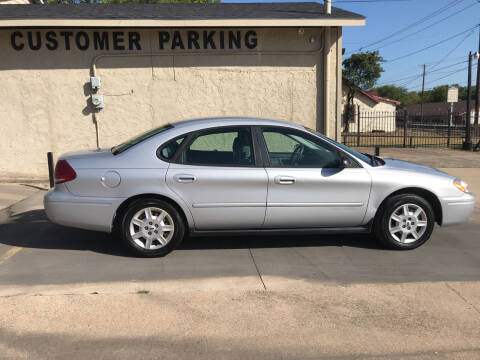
[{"left": 381, "top": 158, "right": 454, "bottom": 179}]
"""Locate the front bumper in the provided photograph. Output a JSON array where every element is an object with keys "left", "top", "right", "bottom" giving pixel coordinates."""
[
  {"left": 440, "top": 192, "right": 476, "bottom": 226},
  {"left": 44, "top": 188, "right": 124, "bottom": 233}
]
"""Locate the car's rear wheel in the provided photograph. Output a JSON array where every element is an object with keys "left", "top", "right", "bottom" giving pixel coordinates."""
[
  {"left": 374, "top": 194, "right": 435, "bottom": 250},
  {"left": 119, "top": 198, "right": 185, "bottom": 257}
]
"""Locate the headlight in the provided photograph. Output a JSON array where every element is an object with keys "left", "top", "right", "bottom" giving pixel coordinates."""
[{"left": 453, "top": 178, "right": 469, "bottom": 193}]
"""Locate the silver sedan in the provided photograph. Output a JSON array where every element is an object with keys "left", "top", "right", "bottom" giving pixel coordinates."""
[{"left": 44, "top": 118, "right": 475, "bottom": 256}]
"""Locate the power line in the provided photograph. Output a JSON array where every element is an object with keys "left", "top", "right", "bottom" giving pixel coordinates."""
[
  {"left": 377, "top": 74, "right": 422, "bottom": 85},
  {"left": 376, "top": 60, "right": 468, "bottom": 86},
  {"left": 387, "top": 25, "right": 478, "bottom": 62},
  {"left": 424, "top": 55, "right": 471, "bottom": 65},
  {"left": 428, "top": 60, "right": 469, "bottom": 73},
  {"left": 373, "top": 1, "right": 477, "bottom": 51},
  {"left": 397, "top": 75, "right": 423, "bottom": 89},
  {"left": 352, "top": 0, "right": 467, "bottom": 52},
  {"left": 407, "top": 63, "right": 478, "bottom": 91},
  {"left": 401, "top": 65, "right": 471, "bottom": 90},
  {"left": 428, "top": 27, "right": 476, "bottom": 71},
  {"left": 429, "top": 63, "right": 477, "bottom": 84}
]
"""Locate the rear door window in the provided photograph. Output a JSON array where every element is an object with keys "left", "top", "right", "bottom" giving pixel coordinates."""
[{"left": 181, "top": 127, "right": 255, "bottom": 166}]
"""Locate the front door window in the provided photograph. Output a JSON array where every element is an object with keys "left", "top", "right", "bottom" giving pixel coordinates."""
[{"left": 262, "top": 129, "right": 342, "bottom": 168}]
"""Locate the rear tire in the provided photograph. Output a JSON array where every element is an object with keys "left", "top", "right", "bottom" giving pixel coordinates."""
[
  {"left": 374, "top": 194, "right": 435, "bottom": 250},
  {"left": 119, "top": 198, "right": 185, "bottom": 257}
]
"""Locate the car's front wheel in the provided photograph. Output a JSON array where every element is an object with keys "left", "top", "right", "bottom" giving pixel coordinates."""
[
  {"left": 119, "top": 198, "right": 185, "bottom": 257},
  {"left": 374, "top": 194, "right": 435, "bottom": 250}
]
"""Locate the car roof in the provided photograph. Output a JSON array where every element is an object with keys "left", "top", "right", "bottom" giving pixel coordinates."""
[{"left": 170, "top": 117, "right": 306, "bottom": 131}]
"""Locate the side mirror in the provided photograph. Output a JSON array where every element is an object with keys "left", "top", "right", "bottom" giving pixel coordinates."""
[{"left": 341, "top": 158, "right": 352, "bottom": 168}]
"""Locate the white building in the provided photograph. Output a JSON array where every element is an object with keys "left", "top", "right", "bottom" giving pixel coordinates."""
[{"left": 343, "top": 85, "right": 400, "bottom": 133}]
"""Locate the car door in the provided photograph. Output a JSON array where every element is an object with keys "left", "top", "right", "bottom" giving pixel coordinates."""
[
  {"left": 259, "top": 127, "right": 371, "bottom": 228},
  {"left": 165, "top": 126, "right": 268, "bottom": 230}
]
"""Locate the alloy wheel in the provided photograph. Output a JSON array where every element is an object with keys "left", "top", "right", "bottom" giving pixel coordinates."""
[
  {"left": 129, "top": 207, "right": 175, "bottom": 250},
  {"left": 388, "top": 203, "right": 428, "bottom": 244}
]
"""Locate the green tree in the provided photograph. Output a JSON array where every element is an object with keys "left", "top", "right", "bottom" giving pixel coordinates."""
[
  {"left": 374, "top": 85, "right": 408, "bottom": 103},
  {"left": 459, "top": 85, "right": 476, "bottom": 101},
  {"left": 343, "top": 51, "right": 385, "bottom": 91},
  {"left": 371, "top": 83, "right": 477, "bottom": 107},
  {"left": 402, "top": 91, "right": 421, "bottom": 106},
  {"left": 373, "top": 85, "right": 422, "bottom": 107},
  {"left": 343, "top": 51, "right": 385, "bottom": 128},
  {"left": 423, "top": 85, "right": 448, "bottom": 103}
]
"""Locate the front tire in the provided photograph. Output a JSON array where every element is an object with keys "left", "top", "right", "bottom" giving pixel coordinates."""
[
  {"left": 119, "top": 198, "right": 185, "bottom": 257},
  {"left": 374, "top": 194, "right": 435, "bottom": 250}
]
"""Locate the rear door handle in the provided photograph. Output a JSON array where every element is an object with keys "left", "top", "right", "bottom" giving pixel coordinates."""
[
  {"left": 274, "top": 176, "right": 296, "bottom": 185},
  {"left": 174, "top": 174, "right": 196, "bottom": 183}
]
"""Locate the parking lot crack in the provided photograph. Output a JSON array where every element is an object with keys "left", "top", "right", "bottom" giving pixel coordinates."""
[
  {"left": 445, "top": 282, "right": 480, "bottom": 316},
  {"left": 248, "top": 248, "right": 267, "bottom": 291}
]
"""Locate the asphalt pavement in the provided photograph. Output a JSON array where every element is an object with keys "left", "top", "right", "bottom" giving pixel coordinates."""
[
  {"left": 0, "top": 197, "right": 480, "bottom": 288},
  {"left": 1, "top": 162, "right": 479, "bottom": 359},
  {"left": 0, "top": 183, "right": 44, "bottom": 210}
]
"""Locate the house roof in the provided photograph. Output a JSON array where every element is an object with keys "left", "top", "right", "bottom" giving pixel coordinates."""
[
  {"left": 406, "top": 101, "right": 479, "bottom": 115},
  {"left": 0, "top": 2, "right": 366, "bottom": 28},
  {"left": 358, "top": 89, "right": 401, "bottom": 106}
]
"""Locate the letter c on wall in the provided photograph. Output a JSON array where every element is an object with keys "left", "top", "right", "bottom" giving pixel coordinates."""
[{"left": 11, "top": 31, "right": 24, "bottom": 51}]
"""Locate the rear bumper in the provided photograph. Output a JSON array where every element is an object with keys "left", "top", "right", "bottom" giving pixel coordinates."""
[
  {"left": 440, "top": 192, "right": 476, "bottom": 226},
  {"left": 44, "top": 189, "right": 124, "bottom": 232}
]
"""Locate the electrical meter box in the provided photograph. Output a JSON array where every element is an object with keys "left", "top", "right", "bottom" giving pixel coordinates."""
[
  {"left": 92, "top": 94, "right": 104, "bottom": 109},
  {"left": 90, "top": 76, "right": 101, "bottom": 90}
]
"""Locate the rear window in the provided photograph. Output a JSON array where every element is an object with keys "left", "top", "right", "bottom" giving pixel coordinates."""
[
  {"left": 112, "top": 124, "right": 172, "bottom": 155},
  {"left": 158, "top": 137, "right": 186, "bottom": 160}
]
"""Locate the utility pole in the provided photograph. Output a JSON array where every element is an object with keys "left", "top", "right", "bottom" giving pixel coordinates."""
[
  {"left": 463, "top": 52, "right": 473, "bottom": 150},
  {"left": 420, "top": 64, "right": 426, "bottom": 121},
  {"left": 474, "top": 25, "right": 480, "bottom": 126}
]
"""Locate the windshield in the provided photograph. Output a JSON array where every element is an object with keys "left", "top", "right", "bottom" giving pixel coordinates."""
[
  {"left": 111, "top": 124, "right": 172, "bottom": 155},
  {"left": 304, "top": 128, "right": 374, "bottom": 165}
]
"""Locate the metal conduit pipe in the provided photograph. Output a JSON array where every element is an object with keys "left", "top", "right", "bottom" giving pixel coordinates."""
[
  {"left": 325, "top": 0, "right": 331, "bottom": 15},
  {"left": 91, "top": 46, "right": 325, "bottom": 76},
  {"left": 89, "top": 30, "right": 326, "bottom": 147}
]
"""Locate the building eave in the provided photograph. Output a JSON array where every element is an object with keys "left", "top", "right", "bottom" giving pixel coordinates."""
[{"left": 0, "top": 18, "right": 365, "bottom": 28}]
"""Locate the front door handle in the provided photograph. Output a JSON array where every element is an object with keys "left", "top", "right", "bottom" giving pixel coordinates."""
[
  {"left": 174, "top": 174, "right": 196, "bottom": 183},
  {"left": 274, "top": 176, "right": 296, "bottom": 185}
]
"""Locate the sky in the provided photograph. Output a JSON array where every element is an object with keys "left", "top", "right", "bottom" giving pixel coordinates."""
[{"left": 224, "top": 0, "right": 480, "bottom": 92}]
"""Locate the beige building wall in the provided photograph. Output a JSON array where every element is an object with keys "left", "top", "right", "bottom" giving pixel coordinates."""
[
  {"left": 0, "top": 0, "right": 30, "bottom": 4},
  {"left": 0, "top": 27, "right": 342, "bottom": 181}
]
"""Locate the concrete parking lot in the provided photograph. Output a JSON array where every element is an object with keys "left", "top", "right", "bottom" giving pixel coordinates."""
[{"left": 1, "top": 154, "right": 480, "bottom": 359}]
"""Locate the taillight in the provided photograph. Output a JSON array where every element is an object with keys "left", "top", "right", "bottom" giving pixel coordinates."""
[{"left": 54, "top": 160, "right": 77, "bottom": 184}]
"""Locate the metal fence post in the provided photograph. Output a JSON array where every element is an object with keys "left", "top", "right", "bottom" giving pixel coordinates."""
[
  {"left": 403, "top": 110, "right": 408, "bottom": 148},
  {"left": 357, "top": 105, "right": 361, "bottom": 147},
  {"left": 463, "top": 51, "right": 473, "bottom": 150},
  {"left": 47, "top": 152, "right": 54, "bottom": 188},
  {"left": 447, "top": 104, "right": 452, "bottom": 148}
]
